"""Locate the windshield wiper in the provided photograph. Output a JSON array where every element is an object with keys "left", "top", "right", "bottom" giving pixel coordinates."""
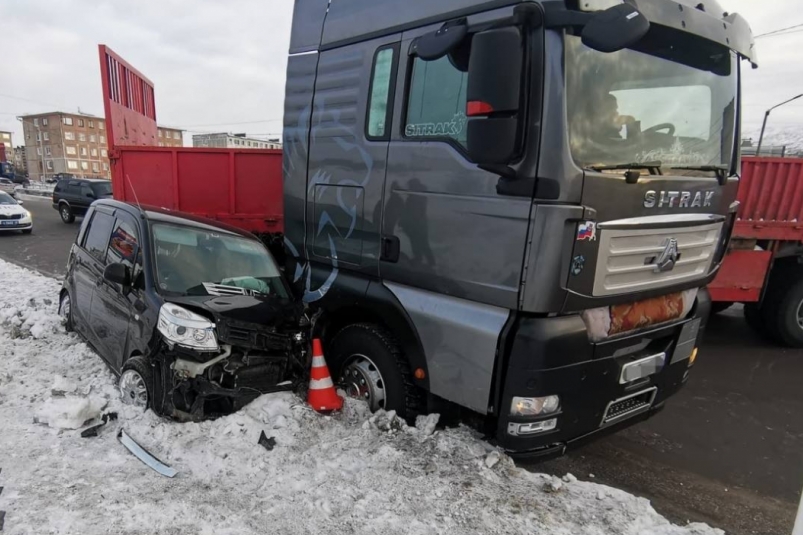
[
  {"left": 588, "top": 161, "right": 663, "bottom": 175},
  {"left": 668, "top": 164, "right": 729, "bottom": 185}
]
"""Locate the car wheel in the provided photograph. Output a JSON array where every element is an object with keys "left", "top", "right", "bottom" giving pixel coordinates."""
[
  {"left": 60, "top": 204, "right": 75, "bottom": 224},
  {"left": 328, "top": 323, "right": 423, "bottom": 419},
  {"left": 119, "top": 357, "right": 154, "bottom": 410},
  {"left": 59, "top": 291, "right": 73, "bottom": 332}
]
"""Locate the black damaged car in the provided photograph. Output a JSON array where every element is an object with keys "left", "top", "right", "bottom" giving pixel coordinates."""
[{"left": 59, "top": 199, "right": 308, "bottom": 419}]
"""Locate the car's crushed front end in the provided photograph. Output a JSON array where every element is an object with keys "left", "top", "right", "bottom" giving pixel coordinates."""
[{"left": 149, "top": 294, "right": 309, "bottom": 420}]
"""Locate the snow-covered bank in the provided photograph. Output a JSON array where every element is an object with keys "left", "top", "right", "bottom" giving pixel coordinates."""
[{"left": 0, "top": 260, "right": 722, "bottom": 534}]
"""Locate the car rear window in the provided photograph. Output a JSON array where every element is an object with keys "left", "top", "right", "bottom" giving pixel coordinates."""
[{"left": 91, "top": 182, "right": 112, "bottom": 197}]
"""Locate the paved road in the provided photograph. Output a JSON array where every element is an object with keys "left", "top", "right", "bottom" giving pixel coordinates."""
[
  {"left": 0, "top": 194, "right": 80, "bottom": 277},
  {"left": 1, "top": 195, "right": 801, "bottom": 534}
]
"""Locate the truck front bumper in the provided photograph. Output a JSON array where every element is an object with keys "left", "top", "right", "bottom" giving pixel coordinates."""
[{"left": 495, "top": 291, "right": 710, "bottom": 457}]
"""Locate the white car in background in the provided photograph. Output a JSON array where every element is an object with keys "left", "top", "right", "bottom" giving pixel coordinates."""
[
  {"left": 0, "top": 178, "right": 17, "bottom": 198},
  {"left": 0, "top": 191, "right": 33, "bottom": 234}
]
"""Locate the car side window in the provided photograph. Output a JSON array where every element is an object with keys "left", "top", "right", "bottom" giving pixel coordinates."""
[
  {"left": 80, "top": 184, "right": 95, "bottom": 199},
  {"left": 106, "top": 218, "right": 140, "bottom": 273},
  {"left": 82, "top": 211, "right": 115, "bottom": 264},
  {"left": 404, "top": 54, "right": 469, "bottom": 147},
  {"left": 67, "top": 181, "right": 82, "bottom": 196}
]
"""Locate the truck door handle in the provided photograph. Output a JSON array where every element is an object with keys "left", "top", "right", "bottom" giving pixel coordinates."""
[{"left": 381, "top": 236, "right": 400, "bottom": 263}]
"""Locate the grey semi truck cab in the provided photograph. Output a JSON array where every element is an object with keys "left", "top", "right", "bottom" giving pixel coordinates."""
[{"left": 282, "top": 0, "right": 756, "bottom": 456}]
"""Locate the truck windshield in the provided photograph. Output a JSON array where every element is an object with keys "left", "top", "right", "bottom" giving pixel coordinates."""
[
  {"left": 566, "top": 27, "right": 737, "bottom": 171},
  {"left": 152, "top": 223, "right": 289, "bottom": 299}
]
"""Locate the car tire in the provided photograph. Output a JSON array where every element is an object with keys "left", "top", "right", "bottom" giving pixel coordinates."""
[
  {"left": 328, "top": 323, "right": 423, "bottom": 420},
  {"left": 120, "top": 356, "right": 154, "bottom": 410},
  {"left": 59, "top": 203, "right": 75, "bottom": 224},
  {"left": 59, "top": 291, "right": 74, "bottom": 332}
]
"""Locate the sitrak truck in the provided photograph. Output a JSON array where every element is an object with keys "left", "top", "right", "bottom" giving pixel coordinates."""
[
  {"left": 281, "top": 0, "right": 755, "bottom": 457},
  {"left": 108, "top": 0, "right": 757, "bottom": 457}
]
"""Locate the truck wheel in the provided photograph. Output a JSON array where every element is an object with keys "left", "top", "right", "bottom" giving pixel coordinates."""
[
  {"left": 743, "top": 303, "right": 771, "bottom": 340},
  {"left": 328, "top": 323, "right": 422, "bottom": 419},
  {"left": 119, "top": 357, "right": 154, "bottom": 410},
  {"left": 59, "top": 204, "right": 75, "bottom": 224},
  {"left": 762, "top": 267, "right": 803, "bottom": 348},
  {"left": 710, "top": 301, "right": 734, "bottom": 315}
]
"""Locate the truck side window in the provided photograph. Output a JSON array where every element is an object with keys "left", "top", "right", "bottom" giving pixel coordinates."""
[
  {"left": 82, "top": 212, "right": 115, "bottom": 264},
  {"left": 366, "top": 46, "right": 396, "bottom": 140},
  {"left": 404, "top": 55, "right": 468, "bottom": 147}
]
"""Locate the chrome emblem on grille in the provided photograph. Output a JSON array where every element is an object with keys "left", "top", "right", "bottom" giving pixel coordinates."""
[
  {"left": 644, "top": 190, "right": 714, "bottom": 208},
  {"left": 646, "top": 238, "right": 681, "bottom": 273}
]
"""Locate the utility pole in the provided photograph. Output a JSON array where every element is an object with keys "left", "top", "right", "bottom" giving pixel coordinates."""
[{"left": 756, "top": 93, "right": 803, "bottom": 157}]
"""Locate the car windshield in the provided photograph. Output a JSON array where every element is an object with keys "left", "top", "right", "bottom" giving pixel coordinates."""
[
  {"left": 0, "top": 192, "right": 16, "bottom": 205},
  {"left": 90, "top": 182, "right": 113, "bottom": 196},
  {"left": 566, "top": 26, "right": 737, "bottom": 171},
  {"left": 152, "top": 222, "right": 289, "bottom": 299}
]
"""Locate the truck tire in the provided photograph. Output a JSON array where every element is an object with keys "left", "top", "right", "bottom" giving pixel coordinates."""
[
  {"left": 59, "top": 203, "right": 75, "bottom": 224},
  {"left": 328, "top": 323, "right": 423, "bottom": 420},
  {"left": 743, "top": 303, "right": 770, "bottom": 340},
  {"left": 119, "top": 356, "right": 154, "bottom": 410},
  {"left": 761, "top": 264, "right": 803, "bottom": 348}
]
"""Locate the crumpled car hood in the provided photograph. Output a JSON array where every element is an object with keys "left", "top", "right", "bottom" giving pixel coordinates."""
[{"left": 164, "top": 294, "right": 301, "bottom": 329}]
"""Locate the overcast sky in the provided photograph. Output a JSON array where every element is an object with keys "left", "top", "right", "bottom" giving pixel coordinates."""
[{"left": 2, "top": 0, "right": 802, "bottom": 147}]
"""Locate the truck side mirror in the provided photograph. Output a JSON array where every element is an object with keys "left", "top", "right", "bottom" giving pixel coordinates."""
[
  {"left": 466, "top": 27, "right": 524, "bottom": 165},
  {"left": 581, "top": 4, "right": 649, "bottom": 53}
]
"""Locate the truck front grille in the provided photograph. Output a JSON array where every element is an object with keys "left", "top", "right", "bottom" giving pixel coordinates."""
[{"left": 592, "top": 220, "right": 722, "bottom": 296}]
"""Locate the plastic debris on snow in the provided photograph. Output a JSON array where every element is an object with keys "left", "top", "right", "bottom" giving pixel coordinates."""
[{"left": 0, "top": 260, "right": 726, "bottom": 535}]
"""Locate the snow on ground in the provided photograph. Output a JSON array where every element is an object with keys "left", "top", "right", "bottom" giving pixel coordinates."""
[{"left": 0, "top": 260, "right": 723, "bottom": 535}]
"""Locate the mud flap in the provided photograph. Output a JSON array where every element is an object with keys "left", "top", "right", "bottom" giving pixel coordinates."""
[{"left": 118, "top": 429, "right": 178, "bottom": 478}]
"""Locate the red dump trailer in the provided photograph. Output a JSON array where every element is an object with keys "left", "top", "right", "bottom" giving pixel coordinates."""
[
  {"left": 709, "top": 156, "right": 803, "bottom": 347},
  {"left": 99, "top": 45, "right": 284, "bottom": 237}
]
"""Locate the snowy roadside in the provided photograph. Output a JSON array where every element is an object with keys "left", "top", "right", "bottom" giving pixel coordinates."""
[{"left": 0, "top": 259, "right": 723, "bottom": 535}]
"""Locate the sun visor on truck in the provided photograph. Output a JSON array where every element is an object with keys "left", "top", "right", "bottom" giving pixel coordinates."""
[
  {"left": 633, "top": 0, "right": 757, "bottom": 66},
  {"left": 289, "top": 0, "right": 331, "bottom": 54}
]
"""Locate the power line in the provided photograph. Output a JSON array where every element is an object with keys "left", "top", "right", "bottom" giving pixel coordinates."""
[{"left": 756, "top": 23, "right": 803, "bottom": 38}]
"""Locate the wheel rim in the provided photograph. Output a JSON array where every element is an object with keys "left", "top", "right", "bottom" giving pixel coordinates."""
[
  {"left": 61, "top": 207, "right": 69, "bottom": 220},
  {"left": 796, "top": 299, "right": 803, "bottom": 330},
  {"left": 339, "top": 354, "right": 386, "bottom": 411},
  {"left": 119, "top": 370, "right": 149, "bottom": 409},
  {"left": 59, "top": 294, "right": 71, "bottom": 321}
]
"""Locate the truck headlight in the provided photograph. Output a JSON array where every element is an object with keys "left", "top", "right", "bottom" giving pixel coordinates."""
[
  {"left": 510, "top": 395, "right": 560, "bottom": 417},
  {"left": 157, "top": 303, "right": 218, "bottom": 351}
]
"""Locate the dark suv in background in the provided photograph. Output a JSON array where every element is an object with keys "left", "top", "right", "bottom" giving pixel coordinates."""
[{"left": 52, "top": 178, "right": 113, "bottom": 223}]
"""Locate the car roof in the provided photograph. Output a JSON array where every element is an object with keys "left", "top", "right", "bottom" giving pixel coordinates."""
[
  {"left": 60, "top": 178, "right": 109, "bottom": 183},
  {"left": 93, "top": 199, "right": 256, "bottom": 239}
]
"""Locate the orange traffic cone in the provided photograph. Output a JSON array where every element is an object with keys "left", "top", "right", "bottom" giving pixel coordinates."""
[{"left": 307, "top": 339, "right": 343, "bottom": 412}]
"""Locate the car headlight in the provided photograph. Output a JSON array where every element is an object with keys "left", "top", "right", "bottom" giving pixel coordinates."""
[
  {"left": 510, "top": 395, "right": 560, "bottom": 417},
  {"left": 157, "top": 303, "right": 219, "bottom": 351}
]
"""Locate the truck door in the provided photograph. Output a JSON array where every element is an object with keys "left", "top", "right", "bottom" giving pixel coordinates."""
[
  {"left": 381, "top": 24, "right": 532, "bottom": 311},
  {"left": 304, "top": 34, "right": 401, "bottom": 277}
]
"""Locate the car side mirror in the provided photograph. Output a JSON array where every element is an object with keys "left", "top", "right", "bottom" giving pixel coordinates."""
[
  {"left": 581, "top": 4, "right": 650, "bottom": 53},
  {"left": 466, "top": 27, "right": 524, "bottom": 165},
  {"left": 16, "top": 199, "right": 23, "bottom": 206},
  {"left": 104, "top": 262, "right": 131, "bottom": 289}
]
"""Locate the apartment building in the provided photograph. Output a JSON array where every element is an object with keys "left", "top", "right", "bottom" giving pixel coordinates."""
[
  {"left": 192, "top": 132, "right": 281, "bottom": 149},
  {"left": 157, "top": 126, "right": 184, "bottom": 147},
  {"left": 20, "top": 111, "right": 184, "bottom": 181},
  {"left": 13, "top": 146, "right": 28, "bottom": 175},
  {"left": 0, "top": 131, "right": 12, "bottom": 160}
]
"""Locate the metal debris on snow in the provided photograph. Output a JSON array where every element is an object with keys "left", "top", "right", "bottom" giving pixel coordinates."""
[{"left": 118, "top": 429, "right": 177, "bottom": 478}]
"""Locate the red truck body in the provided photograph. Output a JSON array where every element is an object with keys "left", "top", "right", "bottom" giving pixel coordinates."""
[
  {"left": 100, "top": 44, "right": 284, "bottom": 235},
  {"left": 709, "top": 156, "right": 803, "bottom": 302}
]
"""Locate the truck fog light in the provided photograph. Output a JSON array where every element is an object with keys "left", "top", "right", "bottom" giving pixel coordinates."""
[
  {"left": 507, "top": 418, "right": 557, "bottom": 436},
  {"left": 510, "top": 395, "right": 560, "bottom": 417},
  {"left": 689, "top": 347, "right": 698, "bottom": 366}
]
